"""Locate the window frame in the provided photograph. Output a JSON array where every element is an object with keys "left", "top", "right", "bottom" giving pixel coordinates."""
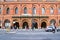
[
  {"left": 58, "top": 8, "right": 60, "bottom": 14},
  {"left": 6, "top": 7, "right": 10, "bottom": 14},
  {"left": 0, "top": 8, "right": 1, "bottom": 14},
  {"left": 42, "top": 7, "right": 45, "bottom": 15},
  {"left": 32, "top": 7, "right": 36, "bottom": 15},
  {"left": 50, "top": 7, "right": 54, "bottom": 14},
  {"left": 15, "top": 7, "right": 18, "bottom": 14},
  {"left": 24, "top": 7, "right": 27, "bottom": 14}
]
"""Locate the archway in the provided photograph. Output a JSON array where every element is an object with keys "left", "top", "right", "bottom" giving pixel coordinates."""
[
  {"left": 32, "top": 21, "right": 38, "bottom": 29},
  {"left": 41, "top": 22, "right": 47, "bottom": 28},
  {"left": 22, "top": 22, "right": 29, "bottom": 29},
  {"left": 13, "top": 22, "right": 19, "bottom": 29},
  {"left": 4, "top": 19, "right": 10, "bottom": 28},
  {"left": 50, "top": 19, "right": 56, "bottom": 26}
]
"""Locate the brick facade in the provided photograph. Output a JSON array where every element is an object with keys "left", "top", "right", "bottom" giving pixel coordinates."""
[{"left": 0, "top": 0, "right": 60, "bottom": 29}]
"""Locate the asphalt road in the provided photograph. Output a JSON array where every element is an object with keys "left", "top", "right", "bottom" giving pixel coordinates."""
[{"left": 0, "top": 29, "right": 60, "bottom": 40}]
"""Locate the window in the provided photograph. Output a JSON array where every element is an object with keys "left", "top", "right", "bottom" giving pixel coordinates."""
[
  {"left": 42, "top": 7, "right": 45, "bottom": 14},
  {"left": 32, "top": 7, "right": 36, "bottom": 14},
  {"left": 15, "top": 7, "right": 18, "bottom": 14},
  {"left": 24, "top": 7, "right": 27, "bottom": 14},
  {"left": 0, "top": 8, "right": 1, "bottom": 14},
  {"left": 50, "top": 7, "right": 54, "bottom": 14},
  {"left": 58, "top": 8, "right": 60, "bottom": 14},
  {"left": 6, "top": 8, "right": 10, "bottom": 14}
]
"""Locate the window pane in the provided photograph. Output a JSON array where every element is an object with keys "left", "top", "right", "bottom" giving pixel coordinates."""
[
  {"left": 0, "top": 8, "right": 1, "bottom": 14},
  {"left": 50, "top": 7, "right": 54, "bottom": 14},
  {"left": 15, "top": 7, "right": 18, "bottom": 14},
  {"left": 24, "top": 7, "right": 27, "bottom": 14},
  {"left": 42, "top": 7, "right": 45, "bottom": 14},
  {"left": 32, "top": 7, "right": 36, "bottom": 14},
  {"left": 6, "top": 8, "right": 10, "bottom": 14},
  {"left": 58, "top": 8, "right": 60, "bottom": 14}
]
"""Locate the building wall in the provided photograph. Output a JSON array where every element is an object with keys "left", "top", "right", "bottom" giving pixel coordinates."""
[{"left": 0, "top": 0, "right": 60, "bottom": 29}]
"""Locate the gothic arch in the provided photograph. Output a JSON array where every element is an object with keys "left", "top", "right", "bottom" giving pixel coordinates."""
[
  {"left": 13, "top": 19, "right": 19, "bottom": 29},
  {"left": 32, "top": 19, "right": 38, "bottom": 29},
  {"left": 50, "top": 19, "right": 56, "bottom": 25},
  {"left": 41, "top": 19, "right": 47, "bottom": 28},
  {"left": 22, "top": 19, "right": 29, "bottom": 29},
  {"left": 4, "top": 19, "right": 10, "bottom": 28}
]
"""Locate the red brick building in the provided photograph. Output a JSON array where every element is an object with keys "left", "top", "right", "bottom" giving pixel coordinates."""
[{"left": 0, "top": 0, "right": 60, "bottom": 29}]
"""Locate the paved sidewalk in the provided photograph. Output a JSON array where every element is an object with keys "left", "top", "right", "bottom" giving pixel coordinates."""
[{"left": 0, "top": 29, "right": 60, "bottom": 40}]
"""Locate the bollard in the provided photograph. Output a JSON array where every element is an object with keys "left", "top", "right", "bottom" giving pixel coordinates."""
[{"left": 6, "top": 28, "right": 10, "bottom": 32}]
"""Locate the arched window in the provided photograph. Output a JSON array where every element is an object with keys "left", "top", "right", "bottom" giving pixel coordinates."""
[
  {"left": 58, "top": 8, "right": 60, "bottom": 14},
  {"left": 32, "top": 7, "right": 36, "bottom": 14},
  {"left": 24, "top": 7, "right": 27, "bottom": 14},
  {"left": 0, "top": 8, "right": 1, "bottom": 14},
  {"left": 6, "top": 8, "right": 10, "bottom": 14},
  {"left": 50, "top": 7, "right": 54, "bottom": 14},
  {"left": 42, "top": 7, "right": 45, "bottom": 14},
  {"left": 0, "top": 20, "right": 2, "bottom": 28},
  {"left": 15, "top": 7, "right": 18, "bottom": 14}
]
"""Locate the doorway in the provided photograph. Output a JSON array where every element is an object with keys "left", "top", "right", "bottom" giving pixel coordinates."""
[
  {"left": 22, "top": 22, "right": 29, "bottom": 29},
  {"left": 41, "top": 22, "right": 47, "bottom": 28},
  {"left": 4, "top": 19, "right": 10, "bottom": 29},
  {"left": 13, "top": 22, "right": 19, "bottom": 29},
  {"left": 32, "top": 22, "right": 38, "bottom": 29}
]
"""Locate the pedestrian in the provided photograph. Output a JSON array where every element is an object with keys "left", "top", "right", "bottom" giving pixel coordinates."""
[{"left": 52, "top": 25, "right": 56, "bottom": 33}]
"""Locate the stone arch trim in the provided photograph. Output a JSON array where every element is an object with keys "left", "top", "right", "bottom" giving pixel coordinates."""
[
  {"left": 4, "top": 5, "right": 11, "bottom": 10},
  {"left": 13, "top": 5, "right": 19, "bottom": 10},
  {"left": 13, "top": 19, "right": 19, "bottom": 22},
  {"left": 50, "top": 19, "right": 56, "bottom": 23},
  {"left": 41, "top": 19, "right": 47, "bottom": 23},
  {"left": 32, "top": 19, "right": 39, "bottom": 25},
  {"left": 22, "top": 19, "right": 29, "bottom": 23},
  {"left": 22, "top": 19, "right": 29, "bottom": 29},
  {"left": 4, "top": 19, "right": 11, "bottom": 22},
  {"left": 4, "top": 19, "right": 11, "bottom": 28},
  {"left": 32, "top": 19, "right": 39, "bottom": 29},
  {"left": 49, "top": 4, "right": 56, "bottom": 9},
  {"left": 22, "top": 19, "right": 29, "bottom": 26},
  {"left": 33, "top": 19, "right": 38, "bottom": 23},
  {"left": 4, "top": 19, "right": 10, "bottom": 23},
  {"left": 22, "top": 4, "right": 28, "bottom": 9},
  {"left": 32, "top": 4, "right": 37, "bottom": 9},
  {"left": 40, "top": 4, "right": 46, "bottom": 9}
]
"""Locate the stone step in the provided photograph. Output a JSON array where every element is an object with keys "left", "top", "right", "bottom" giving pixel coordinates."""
[{"left": 0, "top": 29, "right": 45, "bottom": 33}]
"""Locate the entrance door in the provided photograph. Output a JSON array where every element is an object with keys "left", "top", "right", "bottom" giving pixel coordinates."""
[
  {"left": 32, "top": 22, "right": 38, "bottom": 29},
  {"left": 23, "top": 22, "right": 29, "bottom": 29},
  {"left": 35, "top": 22, "right": 38, "bottom": 29},
  {"left": 41, "top": 22, "right": 46, "bottom": 28},
  {"left": 13, "top": 22, "right": 19, "bottom": 29}
]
